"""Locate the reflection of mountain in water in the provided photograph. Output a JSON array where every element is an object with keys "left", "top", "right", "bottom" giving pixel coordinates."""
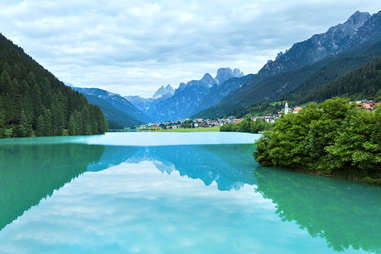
[
  {"left": 3, "top": 142, "right": 380, "bottom": 254},
  {"left": 0, "top": 144, "right": 105, "bottom": 231},
  {"left": 255, "top": 167, "right": 381, "bottom": 253},
  {"left": 0, "top": 143, "right": 257, "bottom": 231},
  {"left": 144, "top": 145, "right": 257, "bottom": 191},
  {"left": 86, "top": 145, "right": 139, "bottom": 172},
  {"left": 89, "top": 144, "right": 257, "bottom": 191}
]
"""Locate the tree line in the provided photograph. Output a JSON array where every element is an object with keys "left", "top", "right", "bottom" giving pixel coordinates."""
[
  {"left": 0, "top": 33, "right": 107, "bottom": 138},
  {"left": 296, "top": 57, "right": 381, "bottom": 104},
  {"left": 221, "top": 118, "right": 273, "bottom": 133},
  {"left": 255, "top": 98, "right": 381, "bottom": 184}
]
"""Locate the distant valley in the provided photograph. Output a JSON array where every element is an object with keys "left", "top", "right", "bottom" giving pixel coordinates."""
[{"left": 74, "top": 67, "right": 247, "bottom": 126}]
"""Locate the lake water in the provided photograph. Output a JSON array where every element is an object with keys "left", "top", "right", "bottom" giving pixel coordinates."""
[{"left": 0, "top": 132, "right": 380, "bottom": 254}]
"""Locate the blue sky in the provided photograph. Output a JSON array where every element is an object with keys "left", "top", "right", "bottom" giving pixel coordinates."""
[{"left": 0, "top": 0, "right": 380, "bottom": 97}]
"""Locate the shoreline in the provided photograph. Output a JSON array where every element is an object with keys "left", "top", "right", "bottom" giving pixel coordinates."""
[
  {"left": 257, "top": 162, "right": 381, "bottom": 186},
  {"left": 137, "top": 127, "right": 220, "bottom": 132}
]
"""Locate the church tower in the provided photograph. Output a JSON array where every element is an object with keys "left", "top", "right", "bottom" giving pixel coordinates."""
[{"left": 285, "top": 101, "right": 289, "bottom": 115}]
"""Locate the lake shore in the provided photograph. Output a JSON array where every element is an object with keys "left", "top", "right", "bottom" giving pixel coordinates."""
[{"left": 138, "top": 126, "right": 220, "bottom": 132}]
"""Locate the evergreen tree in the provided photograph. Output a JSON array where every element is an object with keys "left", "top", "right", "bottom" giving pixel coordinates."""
[
  {"left": 14, "top": 110, "right": 29, "bottom": 137},
  {"left": 0, "top": 33, "right": 107, "bottom": 138},
  {"left": 0, "top": 104, "right": 4, "bottom": 137},
  {"left": 36, "top": 114, "right": 46, "bottom": 137}
]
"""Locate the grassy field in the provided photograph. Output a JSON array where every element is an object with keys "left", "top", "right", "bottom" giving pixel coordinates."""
[{"left": 139, "top": 126, "right": 220, "bottom": 132}]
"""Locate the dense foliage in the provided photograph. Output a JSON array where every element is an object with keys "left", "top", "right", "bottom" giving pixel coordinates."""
[
  {"left": 221, "top": 119, "right": 272, "bottom": 133},
  {"left": 296, "top": 57, "right": 381, "bottom": 103},
  {"left": 0, "top": 34, "right": 107, "bottom": 137},
  {"left": 230, "top": 101, "right": 284, "bottom": 118},
  {"left": 255, "top": 98, "right": 381, "bottom": 183}
]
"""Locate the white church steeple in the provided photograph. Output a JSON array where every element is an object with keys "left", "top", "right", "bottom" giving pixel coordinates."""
[{"left": 285, "top": 101, "right": 289, "bottom": 115}]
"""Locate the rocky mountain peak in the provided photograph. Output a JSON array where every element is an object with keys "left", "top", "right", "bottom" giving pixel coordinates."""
[
  {"left": 258, "top": 11, "right": 376, "bottom": 78},
  {"left": 153, "top": 84, "right": 174, "bottom": 99},
  {"left": 325, "top": 11, "right": 371, "bottom": 36},
  {"left": 200, "top": 73, "right": 216, "bottom": 86},
  {"left": 215, "top": 68, "right": 244, "bottom": 84},
  {"left": 346, "top": 11, "right": 371, "bottom": 26}
]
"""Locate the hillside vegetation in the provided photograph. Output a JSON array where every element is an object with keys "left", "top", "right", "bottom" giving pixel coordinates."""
[
  {"left": 0, "top": 34, "right": 107, "bottom": 137},
  {"left": 255, "top": 98, "right": 381, "bottom": 184}
]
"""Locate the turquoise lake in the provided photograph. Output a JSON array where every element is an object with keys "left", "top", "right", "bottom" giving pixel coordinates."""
[{"left": 0, "top": 132, "right": 380, "bottom": 254}]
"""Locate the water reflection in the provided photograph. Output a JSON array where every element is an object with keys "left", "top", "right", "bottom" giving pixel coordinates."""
[
  {"left": 255, "top": 167, "right": 381, "bottom": 253},
  {"left": 0, "top": 142, "right": 380, "bottom": 253},
  {"left": 89, "top": 144, "right": 257, "bottom": 190},
  {"left": 0, "top": 144, "right": 104, "bottom": 230}
]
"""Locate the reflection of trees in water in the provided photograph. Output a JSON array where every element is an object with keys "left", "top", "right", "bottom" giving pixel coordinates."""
[
  {"left": 0, "top": 144, "right": 105, "bottom": 230},
  {"left": 3, "top": 142, "right": 378, "bottom": 253},
  {"left": 0, "top": 143, "right": 257, "bottom": 232},
  {"left": 160, "top": 144, "right": 257, "bottom": 190},
  {"left": 255, "top": 167, "right": 381, "bottom": 253}
]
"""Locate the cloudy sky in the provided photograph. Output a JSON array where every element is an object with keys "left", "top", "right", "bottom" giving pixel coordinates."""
[{"left": 0, "top": 1, "right": 380, "bottom": 97}]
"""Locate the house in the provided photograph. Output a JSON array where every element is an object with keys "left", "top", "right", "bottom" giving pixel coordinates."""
[
  {"left": 362, "top": 103, "right": 373, "bottom": 110},
  {"left": 293, "top": 107, "right": 303, "bottom": 114}
]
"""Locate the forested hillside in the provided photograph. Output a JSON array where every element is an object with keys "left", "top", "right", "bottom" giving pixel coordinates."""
[
  {"left": 294, "top": 57, "right": 381, "bottom": 103},
  {"left": 73, "top": 87, "right": 149, "bottom": 128},
  {"left": 0, "top": 34, "right": 108, "bottom": 137},
  {"left": 83, "top": 93, "right": 142, "bottom": 128}
]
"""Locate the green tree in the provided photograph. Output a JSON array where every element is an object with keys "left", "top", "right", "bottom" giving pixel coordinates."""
[
  {"left": 0, "top": 33, "right": 108, "bottom": 139},
  {"left": 0, "top": 106, "right": 4, "bottom": 137},
  {"left": 255, "top": 98, "right": 381, "bottom": 183},
  {"left": 14, "top": 110, "right": 30, "bottom": 137},
  {"left": 36, "top": 114, "right": 46, "bottom": 137}
]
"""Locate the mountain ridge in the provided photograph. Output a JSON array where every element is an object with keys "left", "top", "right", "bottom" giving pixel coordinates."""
[
  {"left": 127, "top": 67, "right": 245, "bottom": 122},
  {"left": 73, "top": 87, "right": 151, "bottom": 127},
  {"left": 195, "top": 10, "right": 381, "bottom": 118}
]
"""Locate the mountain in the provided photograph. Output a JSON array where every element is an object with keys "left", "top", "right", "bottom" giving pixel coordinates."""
[
  {"left": 125, "top": 84, "right": 175, "bottom": 112},
  {"left": 125, "top": 96, "right": 153, "bottom": 113},
  {"left": 215, "top": 68, "right": 244, "bottom": 84},
  {"left": 196, "top": 10, "right": 381, "bottom": 118},
  {"left": 73, "top": 87, "right": 151, "bottom": 127},
  {"left": 259, "top": 11, "right": 371, "bottom": 78},
  {"left": 127, "top": 67, "right": 245, "bottom": 122},
  {"left": 153, "top": 84, "right": 174, "bottom": 99},
  {"left": 81, "top": 93, "right": 142, "bottom": 128},
  {"left": 0, "top": 33, "right": 107, "bottom": 137}
]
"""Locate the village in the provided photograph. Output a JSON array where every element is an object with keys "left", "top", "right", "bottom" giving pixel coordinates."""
[
  {"left": 138, "top": 102, "right": 302, "bottom": 131},
  {"left": 139, "top": 100, "right": 380, "bottom": 131}
]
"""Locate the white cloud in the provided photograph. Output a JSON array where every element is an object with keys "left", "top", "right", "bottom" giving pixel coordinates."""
[{"left": 0, "top": 0, "right": 380, "bottom": 97}]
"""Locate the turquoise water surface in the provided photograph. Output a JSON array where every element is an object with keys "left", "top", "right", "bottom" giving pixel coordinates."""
[{"left": 0, "top": 132, "right": 380, "bottom": 254}]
